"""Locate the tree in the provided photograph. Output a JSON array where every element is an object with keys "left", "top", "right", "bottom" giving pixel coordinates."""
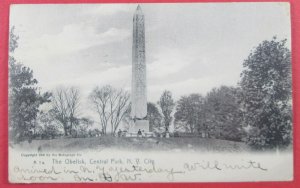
[
  {"left": 51, "top": 87, "right": 80, "bottom": 136},
  {"left": 89, "top": 85, "right": 130, "bottom": 135},
  {"left": 9, "top": 26, "right": 51, "bottom": 143},
  {"left": 38, "top": 111, "right": 61, "bottom": 139},
  {"left": 158, "top": 90, "right": 175, "bottom": 132},
  {"left": 9, "top": 26, "right": 19, "bottom": 53},
  {"left": 108, "top": 88, "right": 130, "bottom": 134},
  {"left": 204, "top": 86, "right": 245, "bottom": 141},
  {"left": 72, "top": 117, "right": 93, "bottom": 138},
  {"left": 239, "top": 37, "right": 292, "bottom": 149},
  {"left": 89, "top": 85, "right": 111, "bottom": 135},
  {"left": 121, "top": 103, "right": 132, "bottom": 131},
  {"left": 88, "top": 128, "right": 101, "bottom": 137},
  {"left": 147, "top": 102, "right": 163, "bottom": 132},
  {"left": 174, "top": 94, "right": 205, "bottom": 134}
]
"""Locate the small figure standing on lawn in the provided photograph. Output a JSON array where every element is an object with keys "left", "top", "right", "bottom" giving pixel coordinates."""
[
  {"left": 117, "top": 129, "right": 122, "bottom": 137},
  {"left": 137, "top": 129, "right": 142, "bottom": 137}
]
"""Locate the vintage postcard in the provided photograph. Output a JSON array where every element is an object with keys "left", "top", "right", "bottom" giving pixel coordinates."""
[{"left": 8, "top": 3, "right": 292, "bottom": 183}]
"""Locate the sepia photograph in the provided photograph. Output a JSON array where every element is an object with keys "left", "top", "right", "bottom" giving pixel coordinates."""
[{"left": 8, "top": 3, "right": 293, "bottom": 183}]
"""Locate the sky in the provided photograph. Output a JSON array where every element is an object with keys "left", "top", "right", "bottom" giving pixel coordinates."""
[{"left": 10, "top": 3, "right": 291, "bottom": 119}]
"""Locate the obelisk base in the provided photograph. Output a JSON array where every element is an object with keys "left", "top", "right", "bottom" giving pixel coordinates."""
[
  {"left": 130, "top": 120, "right": 149, "bottom": 132},
  {"left": 126, "top": 120, "right": 154, "bottom": 137}
]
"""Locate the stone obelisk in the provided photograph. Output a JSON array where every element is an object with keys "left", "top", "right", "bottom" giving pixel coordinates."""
[{"left": 131, "top": 5, "right": 149, "bottom": 132}]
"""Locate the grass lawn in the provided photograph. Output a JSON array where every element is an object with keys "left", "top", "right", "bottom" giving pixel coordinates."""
[{"left": 11, "top": 136, "right": 250, "bottom": 153}]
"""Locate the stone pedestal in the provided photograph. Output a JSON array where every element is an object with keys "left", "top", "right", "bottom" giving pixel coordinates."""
[{"left": 130, "top": 120, "right": 149, "bottom": 132}]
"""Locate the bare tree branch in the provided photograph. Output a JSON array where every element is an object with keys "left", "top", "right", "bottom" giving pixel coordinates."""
[
  {"left": 51, "top": 87, "right": 80, "bottom": 136},
  {"left": 89, "top": 85, "right": 130, "bottom": 135}
]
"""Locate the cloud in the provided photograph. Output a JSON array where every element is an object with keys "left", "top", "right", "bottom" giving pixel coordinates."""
[{"left": 16, "top": 24, "right": 130, "bottom": 62}]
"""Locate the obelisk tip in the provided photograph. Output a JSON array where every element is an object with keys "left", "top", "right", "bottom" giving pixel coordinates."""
[
  {"left": 135, "top": 4, "right": 143, "bottom": 14},
  {"left": 137, "top": 4, "right": 141, "bottom": 10}
]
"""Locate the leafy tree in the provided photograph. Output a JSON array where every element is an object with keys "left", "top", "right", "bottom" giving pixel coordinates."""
[
  {"left": 9, "top": 26, "right": 19, "bottom": 53},
  {"left": 174, "top": 94, "right": 205, "bottom": 134},
  {"left": 158, "top": 90, "right": 175, "bottom": 132},
  {"left": 9, "top": 26, "right": 51, "bottom": 143},
  {"left": 88, "top": 128, "right": 102, "bottom": 137},
  {"left": 72, "top": 117, "right": 93, "bottom": 138},
  {"left": 38, "top": 111, "right": 61, "bottom": 139},
  {"left": 204, "top": 86, "right": 245, "bottom": 141},
  {"left": 240, "top": 37, "right": 292, "bottom": 149},
  {"left": 147, "top": 102, "right": 162, "bottom": 132}
]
